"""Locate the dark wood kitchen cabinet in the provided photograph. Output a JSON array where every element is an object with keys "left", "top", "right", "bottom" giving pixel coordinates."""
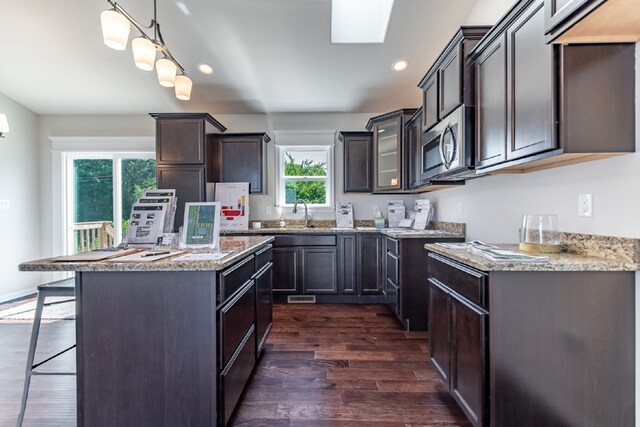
[
  {"left": 427, "top": 249, "right": 635, "bottom": 427},
  {"left": 405, "top": 108, "right": 423, "bottom": 189},
  {"left": 253, "top": 245, "right": 273, "bottom": 357},
  {"left": 418, "top": 26, "right": 491, "bottom": 132},
  {"left": 338, "top": 131, "right": 373, "bottom": 193},
  {"left": 337, "top": 234, "right": 385, "bottom": 302},
  {"left": 366, "top": 109, "right": 416, "bottom": 192},
  {"left": 427, "top": 253, "right": 488, "bottom": 427},
  {"left": 301, "top": 247, "right": 338, "bottom": 293},
  {"left": 475, "top": 35, "right": 507, "bottom": 168},
  {"left": 208, "top": 133, "right": 271, "bottom": 194},
  {"left": 472, "top": 0, "right": 635, "bottom": 174},
  {"left": 545, "top": 0, "right": 640, "bottom": 44},
  {"left": 150, "top": 113, "right": 227, "bottom": 230},
  {"left": 357, "top": 234, "right": 384, "bottom": 295},
  {"left": 272, "top": 234, "right": 339, "bottom": 300},
  {"left": 388, "top": 236, "right": 465, "bottom": 331}
]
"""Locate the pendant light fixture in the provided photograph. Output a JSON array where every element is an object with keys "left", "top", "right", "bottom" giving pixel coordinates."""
[{"left": 100, "top": 0, "right": 193, "bottom": 101}]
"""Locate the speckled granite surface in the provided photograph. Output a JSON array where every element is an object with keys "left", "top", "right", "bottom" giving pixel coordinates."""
[
  {"left": 19, "top": 236, "right": 275, "bottom": 272},
  {"left": 225, "top": 221, "right": 465, "bottom": 240},
  {"left": 425, "top": 236, "right": 640, "bottom": 272}
]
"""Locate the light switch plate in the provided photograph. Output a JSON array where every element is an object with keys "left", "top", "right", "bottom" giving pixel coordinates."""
[{"left": 0, "top": 200, "right": 10, "bottom": 210}]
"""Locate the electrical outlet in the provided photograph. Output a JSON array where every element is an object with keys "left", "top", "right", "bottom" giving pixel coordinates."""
[
  {"left": 457, "top": 202, "right": 463, "bottom": 215},
  {"left": 266, "top": 205, "right": 272, "bottom": 215},
  {"left": 578, "top": 193, "right": 592, "bottom": 217},
  {"left": 0, "top": 200, "right": 10, "bottom": 210}
]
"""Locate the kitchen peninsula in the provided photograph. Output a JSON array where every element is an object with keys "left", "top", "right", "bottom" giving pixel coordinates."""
[{"left": 19, "top": 235, "right": 274, "bottom": 427}]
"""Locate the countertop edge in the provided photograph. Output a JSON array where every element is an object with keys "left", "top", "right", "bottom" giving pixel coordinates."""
[
  {"left": 424, "top": 243, "right": 640, "bottom": 272},
  {"left": 19, "top": 236, "right": 275, "bottom": 272}
]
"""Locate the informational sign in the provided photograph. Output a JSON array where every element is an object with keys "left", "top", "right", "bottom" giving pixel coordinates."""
[
  {"left": 387, "top": 200, "right": 405, "bottom": 228},
  {"left": 214, "top": 183, "right": 250, "bottom": 230},
  {"left": 181, "top": 202, "right": 221, "bottom": 248},
  {"left": 335, "top": 201, "right": 354, "bottom": 228},
  {"left": 125, "top": 203, "right": 167, "bottom": 245}
]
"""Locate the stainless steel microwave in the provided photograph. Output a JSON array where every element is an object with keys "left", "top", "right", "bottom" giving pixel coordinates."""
[{"left": 420, "top": 105, "right": 478, "bottom": 181}]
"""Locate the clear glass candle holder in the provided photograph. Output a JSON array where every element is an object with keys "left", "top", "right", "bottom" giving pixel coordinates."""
[{"left": 519, "top": 214, "right": 560, "bottom": 253}]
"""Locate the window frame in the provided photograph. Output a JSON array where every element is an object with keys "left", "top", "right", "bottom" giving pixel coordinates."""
[{"left": 275, "top": 145, "right": 334, "bottom": 212}]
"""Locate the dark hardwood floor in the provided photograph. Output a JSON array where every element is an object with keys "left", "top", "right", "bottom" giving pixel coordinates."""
[
  {"left": 0, "top": 303, "right": 468, "bottom": 426},
  {"left": 229, "top": 304, "right": 469, "bottom": 426}
]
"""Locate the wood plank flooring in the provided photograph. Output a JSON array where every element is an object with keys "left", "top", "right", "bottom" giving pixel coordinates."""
[
  {"left": 229, "top": 304, "right": 469, "bottom": 426},
  {"left": 0, "top": 303, "right": 469, "bottom": 426}
]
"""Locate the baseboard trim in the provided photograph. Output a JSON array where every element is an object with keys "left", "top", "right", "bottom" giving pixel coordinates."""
[{"left": 0, "top": 287, "right": 38, "bottom": 304}]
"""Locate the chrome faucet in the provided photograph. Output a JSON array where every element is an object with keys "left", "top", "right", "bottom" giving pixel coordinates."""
[{"left": 292, "top": 199, "right": 311, "bottom": 227}]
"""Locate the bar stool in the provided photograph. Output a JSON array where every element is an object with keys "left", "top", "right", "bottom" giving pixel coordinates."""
[{"left": 16, "top": 277, "right": 76, "bottom": 427}]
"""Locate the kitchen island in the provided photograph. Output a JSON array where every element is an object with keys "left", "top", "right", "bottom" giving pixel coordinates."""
[{"left": 20, "top": 235, "right": 274, "bottom": 427}]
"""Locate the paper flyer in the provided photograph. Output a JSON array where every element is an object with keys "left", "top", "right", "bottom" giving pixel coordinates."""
[
  {"left": 125, "top": 203, "right": 167, "bottom": 245},
  {"left": 137, "top": 196, "right": 175, "bottom": 232},
  {"left": 387, "top": 201, "right": 405, "bottom": 228},
  {"left": 335, "top": 201, "right": 354, "bottom": 228},
  {"left": 144, "top": 189, "right": 177, "bottom": 232},
  {"left": 214, "top": 183, "right": 250, "bottom": 230}
]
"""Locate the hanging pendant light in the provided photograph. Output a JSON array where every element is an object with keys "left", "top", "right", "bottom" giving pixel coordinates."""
[
  {"left": 132, "top": 37, "right": 156, "bottom": 71},
  {"left": 175, "top": 75, "right": 193, "bottom": 100},
  {"left": 156, "top": 57, "right": 177, "bottom": 87},
  {"left": 100, "top": 0, "right": 198, "bottom": 99},
  {"left": 100, "top": 9, "right": 131, "bottom": 50}
]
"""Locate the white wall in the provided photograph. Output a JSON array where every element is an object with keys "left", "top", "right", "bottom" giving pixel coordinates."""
[{"left": 0, "top": 93, "right": 43, "bottom": 301}]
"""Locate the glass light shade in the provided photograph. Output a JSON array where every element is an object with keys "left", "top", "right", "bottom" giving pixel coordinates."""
[
  {"left": 175, "top": 75, "right": 193, "bottom": 101},
  {"left": 156, "top": 58, "right": 177, "bottom": 87},
  {"left": 0, "top": 114, "right": 9, "bottom": 133},
  {"left": 132, "top": 37, "right": 156, "bottom": 71},
  {"left": 100, "top": 10, "right": 130, "bottom": 51}
]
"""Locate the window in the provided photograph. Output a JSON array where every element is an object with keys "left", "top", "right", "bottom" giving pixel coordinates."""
[
  {"left": 276, "top": 146, "right": 334, "bottom": 210},
  {"left": 66, "top": 153, "right": 156, "bottom": 254}
]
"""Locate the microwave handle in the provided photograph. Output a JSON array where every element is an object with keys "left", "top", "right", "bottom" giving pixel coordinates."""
[{"left": 438, "top": 122, "right": 449, "bottom": 169}]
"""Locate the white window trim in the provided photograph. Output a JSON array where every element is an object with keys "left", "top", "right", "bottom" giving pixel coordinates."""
[
  {"left": 275, "top": 145, "right": 335, "bottom": 212},
  {"left": 51, "top": 137, "right": 155, "bottom": 256}
]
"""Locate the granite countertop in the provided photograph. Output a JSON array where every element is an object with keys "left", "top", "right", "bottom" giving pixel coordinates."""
[
  {"left": 19, "top": 236, "right": 275, "bottom": 272},
  {"left": 223, "top": 226, "right": 464, "bottom": 240},
  {"left": 424, "top": 243, "right": 640, "bottom": 272}
]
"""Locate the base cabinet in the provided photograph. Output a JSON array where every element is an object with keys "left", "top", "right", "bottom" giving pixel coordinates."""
[
  {"left": 427, "top": 253, "right": 488, "bottom": 427},
  {"left": 428, "top": 251, "right": 635, "bottom": 427},
  {"left": 254, "top": 260, "right": 273, "bottom": 356}
]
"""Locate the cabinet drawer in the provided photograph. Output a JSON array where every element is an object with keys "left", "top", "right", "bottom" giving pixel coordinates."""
[
  {"left": 219, "top": 325, "right": 256, "bottom": 426},
  {"left": 274, "top": 235, "right": 336, "bottom": 247},
  {"left": 386, "top": 252, "right": 399, "bottom": 285},
  {"left": 219, "top": 281, "right": 256, "bottom": 368},
  {"left": 428, "top": 253, "right": 487, "bottom": 308},
  {"left": 386, "top": 237, "right": 399, "bottom": 255},
  {"left": 219, "top": 255, "right": 255, "bottom": 302},
  {"left": 254, "top": 244, "right": 273, "bottom": 274}
]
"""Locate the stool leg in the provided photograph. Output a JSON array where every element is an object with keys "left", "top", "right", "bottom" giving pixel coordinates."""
[{"left": 16, "top": 292, "right": 46, "bottom": 427}]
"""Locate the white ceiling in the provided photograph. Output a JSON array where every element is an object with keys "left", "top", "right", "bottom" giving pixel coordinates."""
[{"left": 0, "top": 0, "right": 479, "bottom": 115}]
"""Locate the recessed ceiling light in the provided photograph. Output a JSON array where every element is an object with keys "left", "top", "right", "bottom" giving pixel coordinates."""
[
  {"left": 331, "top": 0, "right": 394, "bottom": 44},
  {"left": 197, "top": 63, "right": 214, "bottom": 75},
  {"left": 392, "top": 60, "right": 409, "bottom": 72}
]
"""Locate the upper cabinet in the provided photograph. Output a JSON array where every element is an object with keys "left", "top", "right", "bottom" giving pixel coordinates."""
[
  {"left": 418, "top": 26, "right": 492, "bottom": 132},
  {"left": 545, "top": 0, "right": 640, "bottom": 44},
  {"left": 150, "top": 113, "right": 227, "bottom": 230},
  {"left": 338, "top": 131, "right": 373, "bottom": 193},
  {"left": 471, "top": 0, "right": 635, "bottom": 174},
  {"left": 366, "top": 109, "right": 416, "bottom": 193},
  {"left": 152, "top": 113, "right": 226, "bottom": 166},
  {"left": 208, "top": 133, "right": 271, "bottom": 195}
]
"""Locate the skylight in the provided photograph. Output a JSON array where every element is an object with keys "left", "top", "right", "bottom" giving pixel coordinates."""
[{"left": 331, "top": 0, "right": 394, "bottom": 44}]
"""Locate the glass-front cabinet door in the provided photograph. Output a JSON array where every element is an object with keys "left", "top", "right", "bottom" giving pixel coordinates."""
[
  {"left": 375, "top": 118, "right": 402, "bottom": 191},
  {"left": 367, "top": 109, "right": 417, "bottom": 193}
]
